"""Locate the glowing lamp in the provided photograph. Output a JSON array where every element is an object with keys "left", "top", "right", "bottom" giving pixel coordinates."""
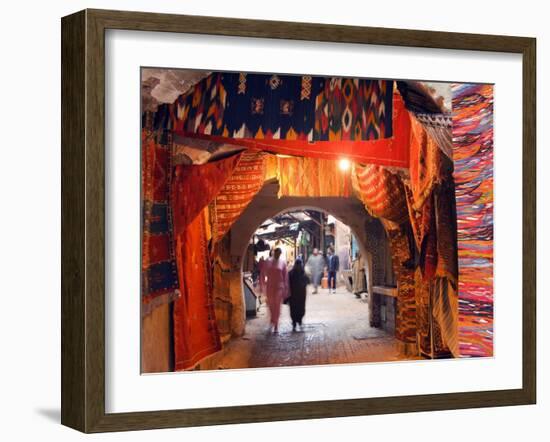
[{"left": 338, "top": 158, "right": 351, "bottom": 172}]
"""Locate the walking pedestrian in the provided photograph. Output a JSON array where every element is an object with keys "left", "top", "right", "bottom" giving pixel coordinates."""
[
  {"left": 288, "top": 258, "right": 310, "bottom": 331},
  {"left": 259, "top": 248, "right": 289, "bottom": 333},
  {"left": 305, "top": 248, "right": 325, "bottom": 294},
  {"left": 327, "top": 246, "right": 339, "bottom": 294}
]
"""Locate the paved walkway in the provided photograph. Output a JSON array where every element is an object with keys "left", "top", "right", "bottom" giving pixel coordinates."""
[{"left": 213, "top": 285, "right": 414, "bottom": 370}]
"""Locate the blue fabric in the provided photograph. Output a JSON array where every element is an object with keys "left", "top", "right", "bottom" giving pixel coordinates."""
[{"left": 145, "top": 261, "right": 179, "bottom": 293}]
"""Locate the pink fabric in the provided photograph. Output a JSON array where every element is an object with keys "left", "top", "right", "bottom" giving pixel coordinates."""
[{"left": 260, "top": 257, "right": 289, "bottom": 328}]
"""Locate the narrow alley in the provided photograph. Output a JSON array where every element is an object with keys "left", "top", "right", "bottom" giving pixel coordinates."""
[{"left": 206, "top": 286, "right": 416, "bottom": 370}]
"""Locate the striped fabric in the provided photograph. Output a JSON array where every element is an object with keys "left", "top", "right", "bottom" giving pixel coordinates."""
[
  {"left": 352, "top": 163, "right": 409, "bottom": 224},
  {"left": 277, "top": 156, "right": 352, "bottom": 198},
  {"left": 213, "top": 151, "right": 267, "bottom": 242},
  {"left": 452, "top": 83, "right": 494, "bottom": 358}
]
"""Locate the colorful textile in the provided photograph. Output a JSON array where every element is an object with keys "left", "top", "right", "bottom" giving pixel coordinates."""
[
  {"left": 173, "top": 209, "right": 222, "bottom": 370},
  {"left": 213, "top": 151, "right": 267, "bottom": 241},
  {"left": 409, "top": 114, "right": 443, "bottom": 210},
  {"left": 434, "top": 181, "right": 459, "bottom": 282},
  {"left": 414, "top": 113, "right": 453, "bottom": 160},
  {"left": 415, "top": 270, "right": 456, "bottom": 357},
  {"left": 405, "top": 177, "right": 458, "bottom": 284},
  {"left": 352, "top": 163, "right": 408, "bottom": 224},
  {"left": 172, "top": 73, "right": 226, "bottom": 136},
  {"left": 141, "top": 129, "right": 179, "bottom": 312},
  {"left": 170, "top": 91, "right": 410, "bottom": 167},
  {"left": 277, "top": 156, "right": 352, "bottom": 198},
  {"left": 452, "top": 83, "right": 494, "bottom": 358},
  {"left": 313, "top": 77, "right": 392, "bottom": 141},
  {"left": 171, "top": 153, "right": 242, "bottom": 236},
  {"left": 224, "top": 73, "right": 320, "bottom": 140},
  {"left": 431, "top": 277, "right": 458, "bottom": 357},
  {"left": 168, "top": 72, "right": 393, "bottom": 142},
  {"left": 415, "top": 268, "right": 431, "bottom": 354},
  {"left": 387, "top": 229, "right": 416, "bottom": 343}
]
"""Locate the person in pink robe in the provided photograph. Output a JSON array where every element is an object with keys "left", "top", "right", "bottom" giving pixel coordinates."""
[{"left": 259, "top": 248, "right": 289, "bottom": 333}]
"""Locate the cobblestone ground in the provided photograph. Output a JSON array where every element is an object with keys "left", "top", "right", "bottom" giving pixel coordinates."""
[{"left": 213, "top": 285, "right": 416, "bottom": 370}]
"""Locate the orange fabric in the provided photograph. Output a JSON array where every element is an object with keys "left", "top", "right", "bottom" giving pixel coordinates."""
[
  {"left": 277, "top": 156, "right": 351, "bottom": 197},
  {"left": 352, "top": 163, "right": 408, "bottom": 224},
  {"left": 213, "top": 151, "right": 267, "bottom": 242},
  {"left": 171, "top": 155, "right": 244, "bottom": 370},
  {"left": 173, "top": 209, "right": 221, "bottom": 370},
  {"left": 409, "top": 114, "right": 442, "bottom": 210}
]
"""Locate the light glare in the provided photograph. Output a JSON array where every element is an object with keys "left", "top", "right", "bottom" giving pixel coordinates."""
[{"left": 338, "top": 158, "right": 351, "bottom": 172}]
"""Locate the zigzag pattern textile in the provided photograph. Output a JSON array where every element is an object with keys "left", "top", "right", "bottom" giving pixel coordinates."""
[{"left": 156, "top": 72, "right": 393, "bottom": 142}]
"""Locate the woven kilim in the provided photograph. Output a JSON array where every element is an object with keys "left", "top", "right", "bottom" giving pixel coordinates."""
[
  {"left": 409, "top": 115, "right": 443, "bottom": 210},
  {"left": 151, "top": 72, "right": 393, "bottom": 141},
  {"left": 171, "top": 153, "right": 242, "bottom": 236},
  {"left": 141, "top": 129, "right": 179, "bottom": 314},
  {"left": 352, "top": 163, "right": 409, "bottom": 224},
  {"left": 213, "top": 150, "right": 267, "bottom": 242},
  {"left": 452, "top": 83, "right": 494, "bottom": 357},
  {"left": 162, "top": 72, "right": 393, "bottom": 142},
  {"left": 387, "top": 229, "right": 416, "bottom": 343},
  {"left": 173, "top": 209, "right": 222, "bottom": 370}
]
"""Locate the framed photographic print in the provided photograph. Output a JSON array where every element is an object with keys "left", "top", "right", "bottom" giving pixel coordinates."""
[{"left": 61, "top": 9, "right": 536, "bottom": 433}]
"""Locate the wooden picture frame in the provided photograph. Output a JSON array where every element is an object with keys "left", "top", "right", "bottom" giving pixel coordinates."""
[{"left": 61, "top": 8, "right": 536, "bottom": 433}]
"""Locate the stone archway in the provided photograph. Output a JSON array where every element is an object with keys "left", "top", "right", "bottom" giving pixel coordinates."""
[{"left": 224, "top": 179, "right": 386, "bottom": 337}]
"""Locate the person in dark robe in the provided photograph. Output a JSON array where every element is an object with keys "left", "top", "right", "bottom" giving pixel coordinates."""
[{"left": 288, "top": 258, "right": 310, "bottom": 331}]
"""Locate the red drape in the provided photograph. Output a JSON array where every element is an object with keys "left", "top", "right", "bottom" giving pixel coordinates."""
[
  {"left": 173, "top": 210, "right": 221, "bottom": 370},
  {"left": 171, "top": 154, "right": 242, "bottom": 370},
  {"left": 171, "top": 153, "right": 242, "bottom": 236}
]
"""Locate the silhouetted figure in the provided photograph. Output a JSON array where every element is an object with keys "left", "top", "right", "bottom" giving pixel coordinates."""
[{"left": 288, "top": 259, "right": 310, "bottom": 331}]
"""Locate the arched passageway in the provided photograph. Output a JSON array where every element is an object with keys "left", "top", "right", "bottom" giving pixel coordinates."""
[
  {"left": 196, "top": 179, "right": 414, "bottom": 370},
  {"left": 213, "top": 179, "right": 378, "bottom": 337}
]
